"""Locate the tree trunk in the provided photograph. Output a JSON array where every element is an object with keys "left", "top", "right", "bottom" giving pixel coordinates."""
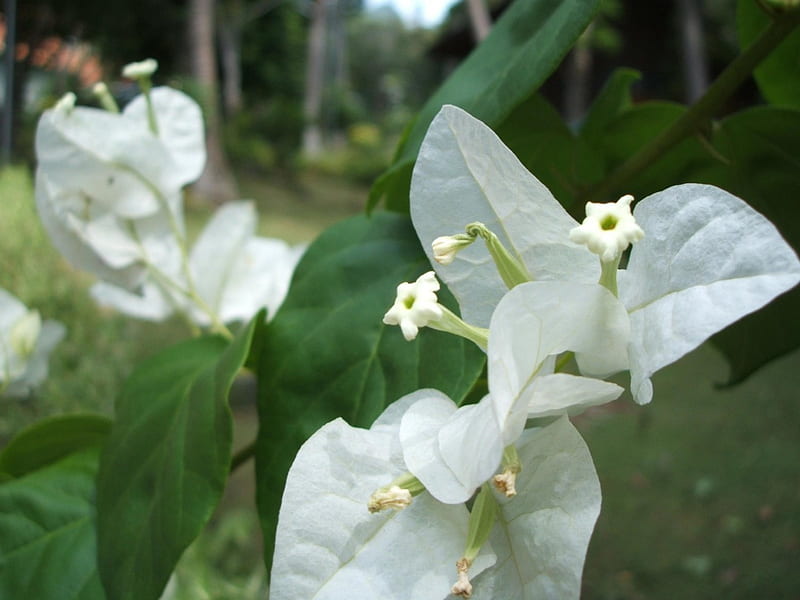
[
  {"left": 218, "top": 9, "right": 243, "bottom": 115},
  {"left": 466, "top": 0, "right": 492, "bottom": 43},
  {"left": 189, "top": 0, "right": 238, "bottom": 203},
  {"left": 677, "top": 0, "right": 708, "bottom": 103},
  {"left": 302, "top": 0, "right": 328, "bottom": 157}
]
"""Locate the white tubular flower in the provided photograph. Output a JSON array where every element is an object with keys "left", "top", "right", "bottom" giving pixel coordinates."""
[
  {"left": 54, "top": 92, "right": 77, "bottom": 114},
  {"left": 9, "top": 310, "right": 42, "bottom": 359},
  {"left": 122, "top": 58, "right": 158, "bottom": 79},
  {"left": 383, "top": 271, "right": 444, "bottom": 341},
  {"left": 411, "top": 105, "right": 800, "bottom": 404},
  {"left": 569, "top": 194, "right": 644, "bottom": 263}
]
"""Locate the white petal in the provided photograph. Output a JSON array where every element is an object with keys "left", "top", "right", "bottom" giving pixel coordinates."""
[
  {"left": 3, "top": 320, "right": 66, "bottom": 397},
  {"left": 526, "top": 373, "right": 624, "bottom": 419},
  {"left": 399, "top": 391, "right": 503, "bottom": 504},
  {"left": 189, "top": 201, "right": 256, "bottom": 319},
  {"left": 91, "top": 281, "right": 175, "bottom": 321},
  {"left": 34, "top": 170, "right": 145, "bottom": 289},
  {"left": 35, "top": 105, "right": 182, "bottom": 218},
  {"left": 270, "top": 417, "right": 495, "bottom": 600},
  {"left": 619, "top": 184, "right": 800, "bottom": 404},
  {"left": 488, "top": 281, "right": 629, "bottom": 444},
  {"left": 123, "top": 87, "right": 206, "bottom": 186},
  {"left": 469, "top": 417, "right": 601, "bottom": 600},
  {"left": 410, "top": 105, "right": 598, "bottom": 327}
]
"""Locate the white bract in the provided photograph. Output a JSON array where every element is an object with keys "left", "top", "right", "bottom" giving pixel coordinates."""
[
  {"left": 0, "top": 289, "right": 65, "bottom": 397},
  {"left": 411, "top": 105, "right": 800, "bottom": 404},
  {"left": 270, "top": 397, "right": 496, "bottom": 600},
  {"left": 91, "top": 201, "right": 306, "bottom": 325},
  {"left": 398, "top": 280, "right": 626, "bottom": 505}
]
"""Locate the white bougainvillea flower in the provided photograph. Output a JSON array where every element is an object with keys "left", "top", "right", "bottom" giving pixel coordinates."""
[
  {"left": 399, "top": 281, "right": 627, "bottom": 505},
  {"left": 36, "top": 93, "right": 187, "bottom": 219},
  {"left": 270, "top": 397, "right": 496, "bottom": 600},
  {"left": 92, "top": 201, "right": 305, "bottom": 325},
  {"left": 465, "top": 418, "right": 601, "bottom": 600},
  {"left": 569, "top": 194, "right": 644, "bottom": 263},
  {"left": 383, "top": 271, "right": 444, "bottom": 340},
  {"left": 0, "top": 289, "right": 65, "bottom": 398},
  {"left": 411, "top": 105, "right": 800, "bottom": 404}
]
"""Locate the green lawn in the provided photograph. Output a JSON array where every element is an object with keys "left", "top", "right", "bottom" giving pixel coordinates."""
[{"left": 2, "top": 164, "right": 798, "bottom": 598}]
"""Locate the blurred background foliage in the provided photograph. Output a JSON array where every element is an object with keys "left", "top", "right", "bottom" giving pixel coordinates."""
[{"left": 2, "top": 1, "right": 799, "bottom": 598}]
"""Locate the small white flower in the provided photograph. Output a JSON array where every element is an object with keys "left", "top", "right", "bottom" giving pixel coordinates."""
[
  {"left": 122, "top": 58, "right": 158, "bottom": 79},
  {"left": 383, "top": 271, "right": 443, "bottom": 341},
  {"left": 569, "top": 194, "right": 645, "bottom": 263}
]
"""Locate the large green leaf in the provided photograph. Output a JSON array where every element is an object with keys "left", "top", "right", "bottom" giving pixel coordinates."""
[
  {"left": 705, "top": 107, "right": 800, "bottom": 383},
  {"left": 0, "top": 414, "right": 111, "bottom": 479},
  {"left": 737, "top": 0, "right": 800, "bottom": 107},
  {"left": 0, "top": 448, "right": 105, "bottom": 599},
  {"left": 255, "top": 213, "right": 485, "bottom": 569},
  {"left": 96, "top": 317, "right": 258, "bottom": 600},
  {"left": 369, "top": 0, "right": 600, "bottom": 212},
  {"left": 579, "top": 67, "right": 641, "bottom": 148}
]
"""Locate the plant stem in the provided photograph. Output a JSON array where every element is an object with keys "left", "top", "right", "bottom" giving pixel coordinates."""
[
  {"left": 581, "top": 12, "right": 800, "bottom": 204},
  {"left": 230, "top": 440, "right": 256, "bottom": 473}
]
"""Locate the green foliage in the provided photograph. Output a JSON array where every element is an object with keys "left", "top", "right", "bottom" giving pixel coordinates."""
[
  {"left": 369, "top": 0, "right": 601, "bottom": 212},
  {"left": 738, "top": 0, "right": 800, "bottom": 107},
  {"left": 255, "top": 213, "right": 485, "bottom": 567},
  {"left": 0, "top": 448, "right": 105, "bottom": 599},
  {"left": 0, "top": 414, "right": 111, "bottom": 479},
  {"left": 95, "top": 318, "right": 258, "bottom": 600}
]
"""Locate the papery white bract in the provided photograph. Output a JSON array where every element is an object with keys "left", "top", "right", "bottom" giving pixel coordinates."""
[
  {"left": 0, "top": 289, "right": 65, "bottom": 397},
  {"left": 269, "top": 398, "right": 495, "bottom": 600},
  {"left": 412, "top": 105, "right": 800, "bottom": 404},
  {"left": 399, "top": 281, "right": 626, "bottom": 505}
]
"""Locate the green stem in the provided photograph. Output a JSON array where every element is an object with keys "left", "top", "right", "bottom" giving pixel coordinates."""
[
  {"left": 581, "top": 12, "right": 800, "bottom": 204},
  {"left": 230, "top": 440, "right": 256, "bottom": 473}
]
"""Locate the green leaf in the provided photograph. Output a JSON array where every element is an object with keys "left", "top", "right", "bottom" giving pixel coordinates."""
[
  {"left": 96, "top": 315, "right": 258, "bottom": 600},
  {"left": 369, "top": 0, "right": 601, "bottom": 212},
  {"left": 0, "top": 414, "right": 111, "bottom": 479},
  {"left": 737, "top": 0, "right": 800, "bottom": 107},
  {"left": 585, "top": 101, "right": 717, "bottom": 201},
  {"left": 0, "top": 448, "right": 105, "bottom": 599},
  {"left": 579, "top": 68, "right": 641, "bottom": 148},
  {"left": 255, "top": 213, "right": 485, "bottom": 570},
  {"left": 705, "top": 107, "right": 800, "bottom": 383}
]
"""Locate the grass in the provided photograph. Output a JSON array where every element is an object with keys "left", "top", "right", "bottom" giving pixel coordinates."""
[{"left": 2, "top": 164, "right": 798, "bottom": 597}]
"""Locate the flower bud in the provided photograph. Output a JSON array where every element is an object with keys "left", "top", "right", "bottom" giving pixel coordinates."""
[{"left": 122, "top": 58, "right": 159, "bottom": 79}]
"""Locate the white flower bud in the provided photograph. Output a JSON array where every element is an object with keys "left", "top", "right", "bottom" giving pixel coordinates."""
[
  {"left": 432, "top": 234, "right": 473, "bottom": 265},
  {"left": 569, "top": 194, "right": 644, "bottom": 263},
  {"left": 122, "top": 58, "right": 158, "bottom": 79},
  {"left": 383, "top": 271, "right": 443, "bottom": 341},
  {"left": 54, "top": 92, "right": 77, "bottom": 114}
]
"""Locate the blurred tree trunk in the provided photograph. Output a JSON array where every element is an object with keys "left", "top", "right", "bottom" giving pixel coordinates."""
[
  {"left": 189, "top": 0, "right": 238, "bottom": 203},
  {"left": 563, "top": 23, "right": 594, "bottom": 124},
  {"left": 466, "top": 0, "right": 491, "bottom": 43},
  {"left": 677, "top": 0, "right": 708, "bottom": 102},
  {"left": 218, "top": 0, "right": 285, "bottom": 116},
  {"left": 302, "top": 0, "right": 327, "bottom": 157}
]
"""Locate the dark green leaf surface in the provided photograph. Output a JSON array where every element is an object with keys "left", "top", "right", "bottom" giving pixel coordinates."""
[
  {"left": 0, "top": 448, "right": 105, "bottom": 599},
  {"left": 738, "top": 0, "right": 800, "bottom": 107},
  {"left": 369, "top": 0, "right": 600, "bottom": 212},
  {"left": 579, "top": 68, "right": 641, "bottom": 148},
  {"left": 96, "top": 318, "right": 258, "bottom": 600},
  {"left": 0, "top": 414, "right": 111, "bottom": 479},
  {"left": 255, "top": 213, "right": 485, "bottom": 569},
  {"left": 705, "top": 107, "right": 800, "bottom": 383}
]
